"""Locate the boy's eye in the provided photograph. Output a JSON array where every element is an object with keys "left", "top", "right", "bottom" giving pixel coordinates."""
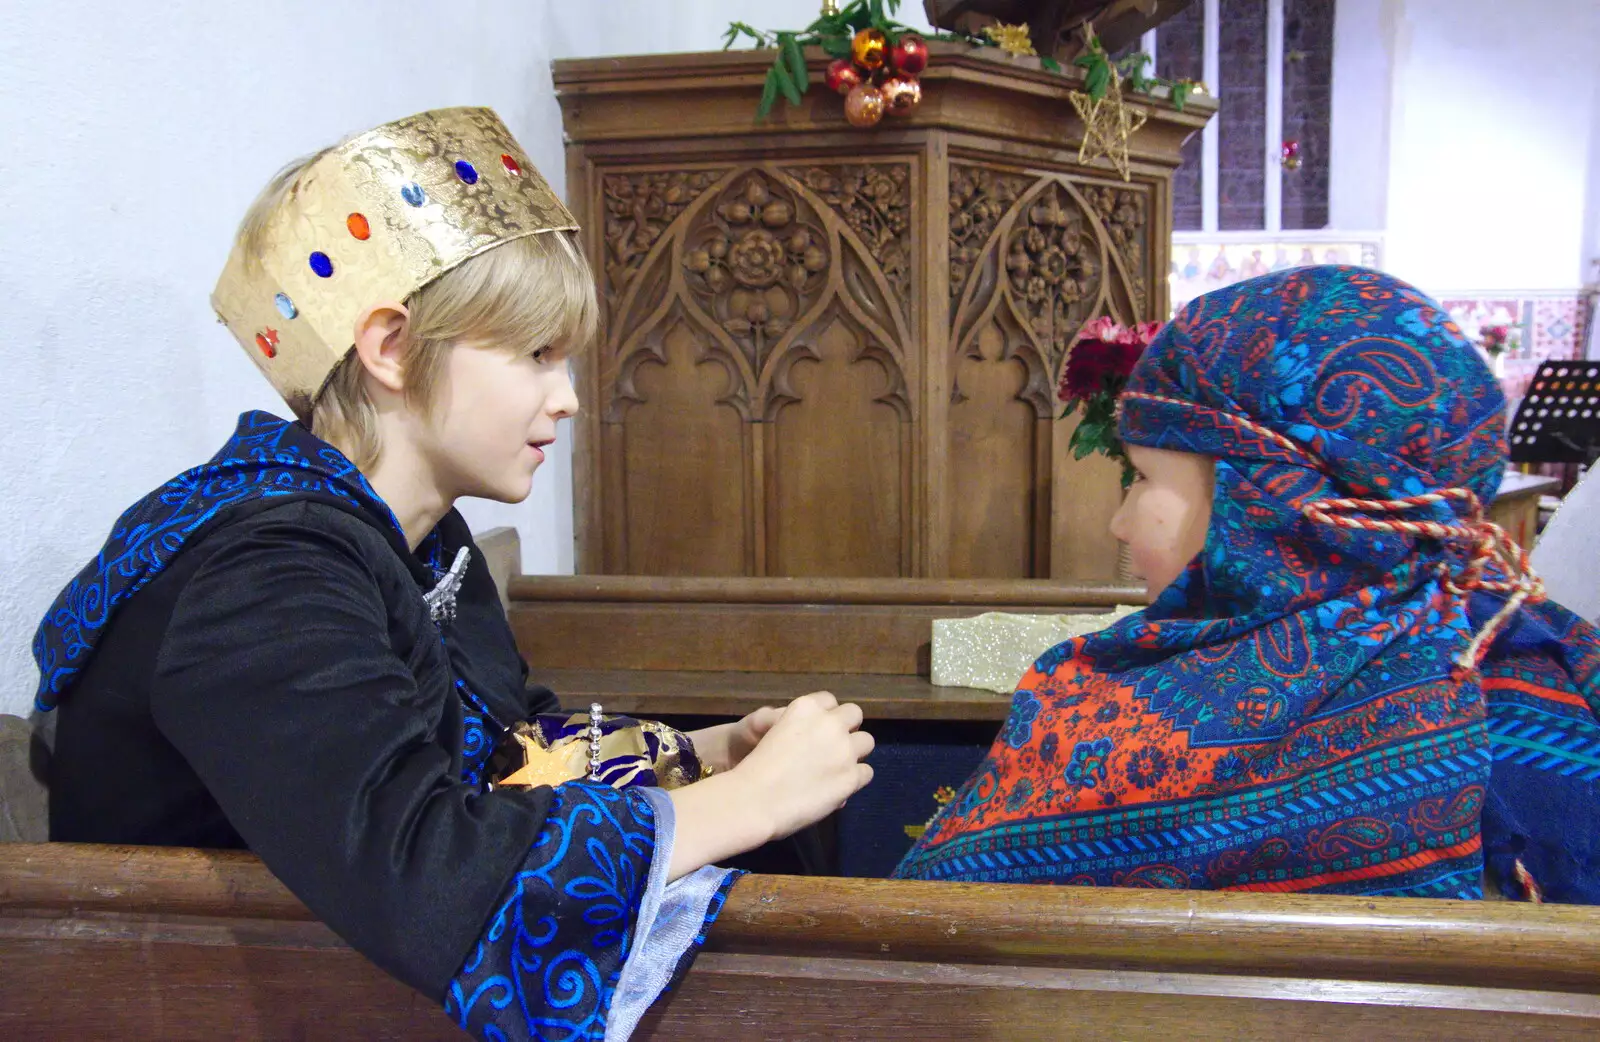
[{"left": 531, "top": 346, "right": 551, "bottom": 363}]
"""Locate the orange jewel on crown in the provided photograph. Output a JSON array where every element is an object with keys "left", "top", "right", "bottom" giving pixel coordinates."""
[{"left": 254, "top": 327, "right": 280, "bottom": 359}]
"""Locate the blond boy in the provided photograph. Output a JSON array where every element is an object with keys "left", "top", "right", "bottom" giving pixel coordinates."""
[{"left": 36, "top": 108, "right": 872, "bottom": 1041}]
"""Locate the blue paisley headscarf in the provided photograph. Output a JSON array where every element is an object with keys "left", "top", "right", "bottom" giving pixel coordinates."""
[{"left": 897, "top": 266, "right": 1600, "bottom": 902}]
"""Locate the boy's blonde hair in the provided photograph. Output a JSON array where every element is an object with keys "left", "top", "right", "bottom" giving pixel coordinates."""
[{"left": 235, "top": 150, "right": 598, "bottom": 470}]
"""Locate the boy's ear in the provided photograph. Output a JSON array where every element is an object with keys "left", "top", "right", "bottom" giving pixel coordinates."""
[{"left": 351, "top": 303, "right": 410, "bottom": 394}]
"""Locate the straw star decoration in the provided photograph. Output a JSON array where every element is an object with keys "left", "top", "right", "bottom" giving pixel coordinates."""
[{"left": 1069, "top": 65, "right": 1148, "bottom": 181}]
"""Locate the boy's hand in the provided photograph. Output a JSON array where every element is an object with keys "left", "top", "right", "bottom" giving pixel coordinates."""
[
  {"left": 687, "top": 706, "right": 784, "bottom": 774},
  {"left": 666, "top": 692, "right": 874, "bottom": 879},
  {"left": 725, "top": 705, "right": 783, "bottom": 768},
  {"left": 728, "top": 691, "right": 875, "bottom": 841}
]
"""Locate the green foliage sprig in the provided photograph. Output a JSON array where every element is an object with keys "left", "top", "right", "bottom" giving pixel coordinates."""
[
  {"left": 1065, "top": 37, "right": 1194, "bottom": 111},
  {"left": 724, "top": 7, "right": 1195, "bottom": 121},
  {"left": 724, "top": 1, "right": 959, "bottom": 120}
]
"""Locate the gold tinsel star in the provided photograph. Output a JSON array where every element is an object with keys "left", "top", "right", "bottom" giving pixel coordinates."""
[
  {"left": 982, "top": 22, "right": 1037, "bottom": 57},
  {"left": 1068, "top": 64, "right": 1148, "bottom": 181}
]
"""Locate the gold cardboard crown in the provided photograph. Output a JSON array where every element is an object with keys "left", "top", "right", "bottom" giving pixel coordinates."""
[{"left": 212, "top": 107, "right": 578, "bottom": 414}]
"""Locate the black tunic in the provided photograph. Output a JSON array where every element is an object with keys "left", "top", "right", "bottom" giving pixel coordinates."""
[
  {"left": 37, "top": 413, "right": 700, "bottom": 1040},
  {"left": 50, "top": 499, "right": 563, "bottom": 995}
]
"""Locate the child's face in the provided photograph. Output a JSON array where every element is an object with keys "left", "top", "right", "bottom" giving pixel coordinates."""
[
  {"left": 1110, "top": 445, "right": 1214, "bottom": 599},
  {"left": 420, "top": 341, "right": 579, "bottom": 504}
]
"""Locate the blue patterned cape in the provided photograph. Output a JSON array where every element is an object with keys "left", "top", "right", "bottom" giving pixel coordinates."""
[{"left": 898, "top": 267, "right": 1600, "bottom": 902}]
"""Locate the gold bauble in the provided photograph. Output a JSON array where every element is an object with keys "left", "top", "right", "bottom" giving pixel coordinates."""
[
  {"left": 852, "top": 28, "right": 888, "bottom": 70},
  {"left": 881, "top": 75, "right": 922, "bottom": 117},
  {"left": 844, "top": 83, "right": 886, "bottom": 127}
]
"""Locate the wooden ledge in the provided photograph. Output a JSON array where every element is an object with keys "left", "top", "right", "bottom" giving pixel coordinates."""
[
  {"left": 507, "top": 577, "right": 1146, "bottom": 676},
  {"left": 551, "top": 43, "right": 1213, "bottom": 160},
  {"left": 0, "top": 843, "right": 315, "bottom": 922},
  {"left": 527, "top": 668, "right": 1010, "bottom": 720},
  {"left": 4, "top": 844, "right": 1599, "bottom": 994},
  {"left": 510, "top": 574, "right": 1145, "bottom": 607},
  {"left": 715, "top": 875, "right": 1600, "bottom": 995}
]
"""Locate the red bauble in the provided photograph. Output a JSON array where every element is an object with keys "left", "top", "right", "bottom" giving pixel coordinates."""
[
  {"left": 851, "top": 28, "right": 888, "bottom": 70},
  {"left": 844, "top": 83, "right": 886, "bottom": 127},
  {"left": 881, "top": 75, "right": 922, "bottom": 117},
  {"left": 891, "top": 33, "right": 929, "bottom": 75},
  {"left": 825, "top": 57, "right": 863, "bottom": 96}
]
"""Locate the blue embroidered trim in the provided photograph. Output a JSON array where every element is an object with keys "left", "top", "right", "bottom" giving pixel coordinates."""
[
  {"left": 34, "top": 409, "right": 504, "bottom": 789},
  {"left": 32, "top": 411, "right": 397, "bottom": 710},
  {"left": 665, "top": 869, "right": 743, "bottom": 993},
  {"left": 456, "top": 676, "right": 503, "bottom": 789},
  {"left": 445, "top": 784, "right": 655, "bottom": 1041}
]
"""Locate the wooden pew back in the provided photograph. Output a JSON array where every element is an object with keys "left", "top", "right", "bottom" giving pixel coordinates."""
[
  {"left": 507, "top": 575, "right": 1143, "bottom": 722},
  {"left": 3, "top": 843, "right": 1598, "bottom": 1040},
  {"left": 508, "top": 575, "right": 1142, "bottom": 675}
]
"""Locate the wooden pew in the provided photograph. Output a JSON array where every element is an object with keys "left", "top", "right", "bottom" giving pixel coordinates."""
[
  {"left": 3, "top": 843, "right": 1598, "bottom": 1039},
  {"left": 508, "top": 574, "right": 1145, "bottom": 721}
]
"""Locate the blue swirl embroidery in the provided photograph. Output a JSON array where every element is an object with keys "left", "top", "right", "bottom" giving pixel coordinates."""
[
  {"left": 446, "top": 784, "right": 656, "bottom": 1041},
  {"left": 457, "top": 679, "right": 500, "bottom": 789}
]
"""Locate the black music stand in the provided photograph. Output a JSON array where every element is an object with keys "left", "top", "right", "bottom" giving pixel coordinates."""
[{"left": 1509, "top": 360, "right": 1600, "bottom": 467}]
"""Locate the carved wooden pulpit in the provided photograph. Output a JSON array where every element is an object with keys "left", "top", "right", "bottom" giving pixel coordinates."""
[{"left": 555, "top": 44, "right": 1212, "bottom": 581}]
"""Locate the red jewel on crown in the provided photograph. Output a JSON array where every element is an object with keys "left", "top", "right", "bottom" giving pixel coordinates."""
[{"left": 254, "top": 327, "right": 280, "bottom": 359}]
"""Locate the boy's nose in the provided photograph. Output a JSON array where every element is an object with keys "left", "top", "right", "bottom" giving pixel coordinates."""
[{"left": 546, "top": 366, "right": 580, "bottom": 419}]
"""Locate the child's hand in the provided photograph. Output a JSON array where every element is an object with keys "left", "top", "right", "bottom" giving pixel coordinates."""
[
  {"left": 686, "top": 706, "right": 783, "bottom": 774},
  {"left": 665, "top": 692, "right": 873, "bottom": 879},
  {"left": 728, "top": 691, "right": 875, "bottom": 841},
  {"left": 724, "top": 705, "right": 784, "bottom": 769}
]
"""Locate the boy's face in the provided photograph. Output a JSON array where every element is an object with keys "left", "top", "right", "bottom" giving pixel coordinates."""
[
  {"left": 1109, "top": 445, "right": 1214, "bottom": 600},
  {"left": 420, "top": 341, "right": 579, "bottom": 504}
]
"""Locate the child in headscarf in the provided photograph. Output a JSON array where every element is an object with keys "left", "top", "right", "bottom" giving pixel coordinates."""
[{"left": 897, "top": 266, "right": 1600, "bottom": 902}]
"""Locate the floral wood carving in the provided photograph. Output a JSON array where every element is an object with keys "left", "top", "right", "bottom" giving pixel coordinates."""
[
  {"left": 785, "top": 164, "right": 913, "bottom": 306},
  {"left": 1004, "top": 183, "right": 1102, "bottom": 368},
  {"left": 1079, "top": 182, "right": 1150, "bottom": 313},
  {"left": 950, "top": 171, "right": 1155, "bottom": 417},
  {"left": 682, "top": 172, "right": 831, "bottom": 374},
  {"left": 949, "top": 164, "right": 1032, "bottom": 304},
  {"left": 605, "top": 166, "right": 913, "bottom": 428},
  {"left": 602, "top": 170, "right": 726, "bottom": 305}
]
